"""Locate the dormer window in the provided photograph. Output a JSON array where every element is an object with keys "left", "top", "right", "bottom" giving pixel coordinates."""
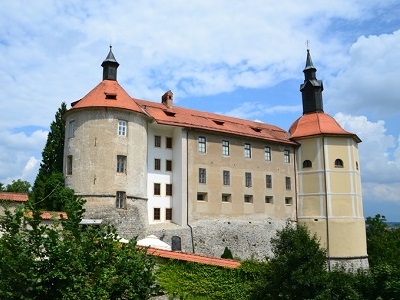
[
  {"left": 164, "top": 111, "right": 176, "bottom": 117},
  {"left": 105, "top": 93, "right": 117, "bottom": 100},
  {"left": 250, "top": 126, "right": 262, "bottom": 132},
  {"left": 213, "top": 120, "right": 224, "bottom": 125}
]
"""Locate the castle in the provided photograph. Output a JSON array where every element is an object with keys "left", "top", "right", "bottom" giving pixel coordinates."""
[{"left": 63, "top": 47, "right": 368, "bottom": 269}]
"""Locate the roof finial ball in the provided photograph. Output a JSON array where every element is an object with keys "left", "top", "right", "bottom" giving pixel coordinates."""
[{"left": 101, "top": 45, "right": 120, "bottom": 81}]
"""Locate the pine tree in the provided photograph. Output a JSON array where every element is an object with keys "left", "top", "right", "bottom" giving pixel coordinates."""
[{"left": 31, "top": 102, "right": 67, "bottom": 208}]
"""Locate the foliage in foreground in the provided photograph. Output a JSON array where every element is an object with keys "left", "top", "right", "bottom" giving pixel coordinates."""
[
  {"left": 0, "top": 196, "right": 156, "bottom": 300},
  {"left": 159, "top": 221, "right": 400, "bottom": 299}
]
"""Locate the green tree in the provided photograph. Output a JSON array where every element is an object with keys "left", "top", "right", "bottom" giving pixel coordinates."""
[
  {"left": 0, "top": 182, "right": 4, "bottom": 191},
  {"left": 253, "top": 224, "right": 328, "bottom": 300},
  {"left": 0, "top": 196, "right": 156, "bottom": 299},
  {"left": 5, "top": 179, "right": 31, "bottom": 193},
  {"left": 32, "top": 102, "right": 67, "bottom": 208}
]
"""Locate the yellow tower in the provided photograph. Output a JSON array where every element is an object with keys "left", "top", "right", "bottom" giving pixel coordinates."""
[{"left": 289, "top": 50, "right": 368, "bottom": 270}]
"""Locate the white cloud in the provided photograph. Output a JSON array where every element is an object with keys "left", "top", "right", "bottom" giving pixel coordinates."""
[
  {"left": 326, "top": 30, "right": 400, "bottom": 116},
  {"left": 220, "top": 102, "right": 301, "bottom": 120},
  {"left": 0, "top": 129, "right": 47, "bottom": 185}
]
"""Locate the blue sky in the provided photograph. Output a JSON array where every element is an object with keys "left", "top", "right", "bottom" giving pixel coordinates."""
[{"left": 1, "top": 0, "right": 400, "bottom": 220}]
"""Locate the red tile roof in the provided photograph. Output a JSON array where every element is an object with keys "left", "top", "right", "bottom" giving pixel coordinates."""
[
  {"left": 70, "top": 80, "right": 144, "bottom": 114},
  {"left": 67, "top": 79, "right": 296, "bottom": 146},
  {"left": 289, "top": 112, "right": 361, "bottom": 142},
  {"left": 146, "top": 247, "right": 241, "bottom": 268},
  {"left": 135, "top": 99, "right": 296, "bottom": 145},
  {"left": 27, "top": 211, "right": 68, "bottom": 220},
  {"left": 0, "top": 192, "right": 28, "bottom": 202}
]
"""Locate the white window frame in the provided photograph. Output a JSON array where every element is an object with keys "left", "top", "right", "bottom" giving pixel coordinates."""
[
  {"left": 118, "top": 120, "right": 127, "bottom": 136},
  {"left": 222, "top": 140, "right": 230, "bottom": 156},
  {"left": 198, "top": 136, "right": 206, "bottom": 153},
  {"left": 244, "top": 143, "right": 251, "bottom": 158},
  {"left": 265, "top": 146, "right": 271, "bottom": 161}
]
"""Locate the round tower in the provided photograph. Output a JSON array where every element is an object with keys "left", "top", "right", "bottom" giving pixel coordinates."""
[
  {"left": 290, "top": 50, "right": 368, "bottom": 270},
  {"left": 63, "top": 47, "right": 149, "bottom": 238}
]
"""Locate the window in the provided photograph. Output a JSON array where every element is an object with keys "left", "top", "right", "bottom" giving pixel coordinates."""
[
  {"left": 245, "top": 172, "right": 252, "bottom": 187},
  {"left": 166, "top": 137, "right": 173, "bottom": 149},
  {"left": 266, "top": 175, "right": 272, "bottom": 188},
  {"left": 222, "top": 194, "right": 231, "bottom": 202},
  {"left": 222, "top": 140, "right": 230, "bottom": 156},
  {"left": 199, "top": 168, "right": 206, "bottom": 184},
  {"left": 265, "top": 196, "right": 273, "bottom": 204},
  {"left": 66, "top": 155, "right": 73, "bottom": 175},
  {"left": 166, "top": 160, "right": 172, "bottom": 171},
  {"left": 68, "top": 120, "right": 75, "bottom": 138},
  {"left": 284, "top": 149, "right": 290, "bottom": 163},
  {"left": 244, "top": 143, "right": 251, "bottom": 158},
  {"left": 303, "top": 160, "right": 312, "bottom": 168},
  {"left": 118, "top": 120, "right": 127, "bottom": 136},
  {"left": 223, "top": 170, "right": 230, "bottom": 185},
  {"left": 356, "top": 161, "right": 359, "bottom": 170},
  {"left": 285, "top": 197, "right": 293, "bottom": 205},
  {"left": 154, "top": 183, "right": 161, "bottom": 195},
  {"left": 198, "top": 136, "right": 206, "bottom": 153},
  {"left": 285, "top": 177, "right": 291, "bottom": 190},
  {"left": 166, "top": 184, "right": 173, "bottom": 196},
  {"left": 335, "top": 158, "right": 344, "bottom": 168},
  {"left": 117, "top": 155, "right": 127, "bottom": 173},
  {"left": 116, "top": 191, "right": 126, "bottom": 209},
  {"left": 153, "top": 208, "right": 161, "bottom": 220},
  {"left": 244, "top": 195, "right": 253, "bottom": 203},
  {"left": 265, "top": 146, "right": 271, "bottom": 161},
  {"left": 154, "top": 135, "right": 161, "bottom": 147},
  {"left": 166, "top": 208, "right": 172, "bottom": 221},
  {"left": 197, "top": 192, "right": 208, "bottom": 201},
  {"left": 154, "top": 158, "right": 161, "bottom": 170}
]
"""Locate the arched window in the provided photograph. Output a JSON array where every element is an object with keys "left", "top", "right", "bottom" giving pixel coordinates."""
[
  {"left": 334, "top": 159, "right": 344, "bottom": 168},
  {"left": 303, "top": 160, "right": 312, "bottom": 168}
]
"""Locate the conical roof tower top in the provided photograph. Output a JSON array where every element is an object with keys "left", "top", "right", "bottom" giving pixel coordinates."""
[
  {"left": 101, "top": 45, "right": 119, "bottom": 81},
  {"left": 300, "top": 49, "right": 324, "bottom": 114}
]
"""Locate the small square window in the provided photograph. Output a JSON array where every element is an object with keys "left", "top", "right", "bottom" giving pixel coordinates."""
[
  {"left": 166, "top": 184, "right": 173, "bottom": 196},
  {"left": 285, "top": 177, "right": 291, "bottom": 190},
  {"left": 154, "top": 183, "right": 161, "bottom": 196},
  {"left": 199, "top": 168, "right": 206, "bottom": 184},
  {"left": 265, "top": 196, "right": 273, "bottom": 204},
  {"left": 154, "top": 158, "right": 161, "bottom": 170},
  {"left": 66, "top": 155, "right": 73, "bottom": 175},
  {"left": 245, "top": 172, "right": 252, "bottom": 187},
  {"left": 166, "top": 137, "right": 173, "bottom": 149},
  {"left": 244, "top": 195, "right": 253, "bottom": 203},
  {"left": 197, "top": 192, "right": 208, "bottom": 201},
  {"left": 285, "top": 197, "right": 293, "bottom": 205},
  {"left": 118, "top": 120, "right": 127, "bottom": 136},
  {"left": 244, "top": 143, "right": 251, "bottom": 158},
  {"left": 266, "top": 175, "right": 272, "bottom": 188},
  {"left": 166, "top": 160, "right": 172, "bottom": 171},
  {"left": 198, "top": 136, "right": 206, "bottom": 153},
  {"left": 223, "top": 170, "right": 230, "bottom": 185},
  {"left": 153, "top": 208, "right": 161, "bottom": 220},
  {"left": 166, "top": 208, "right": 172, "bottom": 221},
  {"left": 155, "top": 136, "right": 161, "bottom": 147},
  {"left": 265, "top": 146, "right": 271, "bottom": 161},
  {"left": 117, "top": 155, "right": 127, "bottom": 173},
  {"left": 222, "top": 194, "right": 231, "bottom": 202},
  {"left": 116, "top": 191, "right": 126, "bottom": 209}
]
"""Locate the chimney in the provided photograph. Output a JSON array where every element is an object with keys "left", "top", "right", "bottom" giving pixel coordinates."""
[{"left": 162, "top": 90, "right": 173, "bottom": 108}]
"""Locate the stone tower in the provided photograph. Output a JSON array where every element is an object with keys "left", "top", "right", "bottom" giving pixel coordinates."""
[{"left": 289, "top": 50, "right": 368, "bottom": 270}]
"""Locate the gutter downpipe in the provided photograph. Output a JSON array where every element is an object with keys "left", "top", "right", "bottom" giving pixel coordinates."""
[
  {"left": 322, "top": 136, "right": 331, "bottom": 271},
  {"left": 186, "top": 128, "right": 195, "bottom": 253}
]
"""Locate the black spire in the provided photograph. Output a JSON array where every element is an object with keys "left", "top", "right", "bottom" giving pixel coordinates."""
[
  {"left": 300, "top": 49, "right": 324, "bottom": 114},
  {"left": 101, "top": 45, "right": 119, "bottom": 81}
]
